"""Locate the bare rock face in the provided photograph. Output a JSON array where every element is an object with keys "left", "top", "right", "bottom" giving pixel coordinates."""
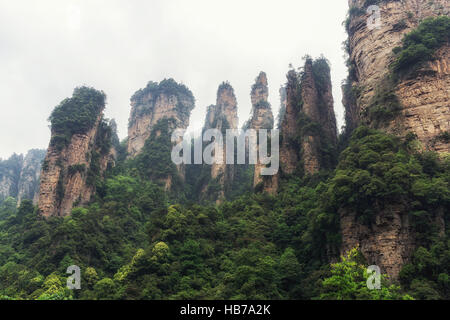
[
  {"left": 300, "top": 59, "right": 338, "bottom": 174},
  {"left": 248, "top": 72, "right": 274, "bottom": 187},
  {"left": 342, "top": 0, "right": 449, "bottom": 278},
  {"left": 340, "top": 205, "right": 416, "bottom": 279},
  {"left": 205, "top": 83, "right": 239, "bottom": 131},
  {"left": 127, "top": 79, "right": 195, "bottom": 158},
  {"left": 0, "top": 150, "right": 45, "bottom": 205},
  {"left": 38, "top": 88, "right": 115, "bottom": 217},
  {"left": 17, "top": 149, "right": 46, "bottom": 205},
  {"left": 279, "top": 70, "right": 302, "bottom": 176},
  {"left": 202, "top": 82, "right": 238, "bottom": 202},
  {"left": 0, "top": 154, "right": 23, "bottom": 203},
  {"left": 396, "top": 45, "right": 450, "bottom": 152},
  {"left": 346, "top": 0, "right": 449, "bottom": 150}
]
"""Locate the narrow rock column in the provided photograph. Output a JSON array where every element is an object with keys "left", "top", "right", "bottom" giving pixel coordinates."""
[{"left": 248, "top": 72, "right": 274, "bottom": 188}]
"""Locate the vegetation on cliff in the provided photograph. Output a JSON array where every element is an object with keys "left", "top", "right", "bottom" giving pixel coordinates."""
[
  {"left": 331, "top": 127, "right": 449, "bottom": 232},
  {"left": 363, "top": 77, "right": 402, "bottom": 126},
  {"left": 129, "top": 79, "right": 195, "bottom": 127},
  {"left": 320, "top": 248, "right": 412, "bottom": 300},
  {"left": 49, "top": 87, "right": 106, "bottom": 150},
  {"left": 347, "top": 16, "right": 450, "bottom": 130},
  {"left": 129, "top": 118, "right": 183, "bottom": 199},
  {"left": 392, "top": 16, "right": 450, "bottom": 76},
  {"left": 132, "top": 78, "right": 194, "bottom": 104},
  {"left": 217, "top": 81, "right": 234, "bottom": 95}
]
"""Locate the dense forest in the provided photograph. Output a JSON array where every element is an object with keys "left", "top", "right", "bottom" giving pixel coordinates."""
[
  {"left": 0, "top": 12, "right": 449, "bottom": 301},
  {"left": 0, "top": 124, "right": 448, "bottom": 300}
]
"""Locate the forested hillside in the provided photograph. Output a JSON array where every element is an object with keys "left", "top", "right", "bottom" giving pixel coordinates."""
[{"left": 0, "top": 125, "right": 448, "bottom": 300}]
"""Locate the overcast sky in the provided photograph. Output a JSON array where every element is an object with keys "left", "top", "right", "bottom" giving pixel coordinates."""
[{"left": 0, "top": 0, "right": 349, "bottom": 159}]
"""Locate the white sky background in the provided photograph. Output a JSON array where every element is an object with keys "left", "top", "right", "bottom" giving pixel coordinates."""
[{"left": 0, "top": 0, "right": 349, "bottom": 159}]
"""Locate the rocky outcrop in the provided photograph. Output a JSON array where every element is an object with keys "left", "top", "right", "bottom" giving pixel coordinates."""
[
  {"left": 127, "top": 79, "right": 195, "bottom": 158},
  {"left": 0, "top": 150, "right": 45, "bottom": 205},
  {"left": 127, "top": 79, "right": 195, "bottom": 191},
  {"left": 300, "top": 58, "right": 337, "bottom": 174},
  {"left": 278, "top": 70, "right": 302, "bottom": 177},
  {"left": 38, "top": 88, "right": 115, "bottom": 217},
  {"left": 340, "top": 205, "right": 416, "bottom": 279},
  {"left": 0, "top": 154, "right": 23, "bottom": 203},
  {"left": 248, "top": 72, "right": 274, "bottom": 188},
  {"left": 267, "top": 58, "right": 338, "bottom": 193},
  {"left": 345, "top": 0, "right": 449, "bottom": 151},
  {"left": 396, "top": 45, "right": 450, "bottom": 153},
  {"left": 17, "top": 149, "right": 46, "bottom": 205},
  {"left": 204, "top": 83, "right": 239, "bottom": 132},
  {"left": 342, "top": 0, "right": 449, "bottom": 278},
  {"left": 202, "top": 82, "right": 238, "bottom": 202}
]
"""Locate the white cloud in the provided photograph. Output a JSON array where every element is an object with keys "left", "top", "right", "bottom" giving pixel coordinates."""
[{"left": 0, "top": 0, "right": 349, "bottom": 159}]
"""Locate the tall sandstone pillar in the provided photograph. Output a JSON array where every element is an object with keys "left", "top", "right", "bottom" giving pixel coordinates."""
[
  {"left": 202, "top": 82, "right": 238, "bottom": 202},
  {"left": 38, "top": 87, "right": 115, "bottom": 217},
  {"left": 127, "top": 79, "right": 195, "bottom": 189},
  {"left": 300, "top": 59, "right": 337, "bottom": 174},
  {"left": 127, "top": 79, "right": 195, "bottom": 158},
  {"left": 266, "top": 58, "right": 338, "bottom": 194},
  {"left": 248, "top": 72, "right": 274, "bottom": 188}
]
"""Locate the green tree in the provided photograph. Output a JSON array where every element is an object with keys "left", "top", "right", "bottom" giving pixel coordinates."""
[{"left": 320, "top": 248, "right": 412, "bottom": 300}]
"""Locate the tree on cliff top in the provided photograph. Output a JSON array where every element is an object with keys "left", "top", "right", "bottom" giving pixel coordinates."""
[
  {"left": 320, "top": 248, "right": 413, "bottom": 300},
  {"left": 48, "top": 86, "right": 106, "bottom": 149}
]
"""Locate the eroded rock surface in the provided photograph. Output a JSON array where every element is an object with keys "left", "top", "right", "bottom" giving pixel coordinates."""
[{"left": 248, "top": 72, "right": 274, "bottom": 188}]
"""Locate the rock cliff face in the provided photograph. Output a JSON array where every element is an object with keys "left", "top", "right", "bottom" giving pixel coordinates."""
[
  {"left": 341, "top": 204, "right": 416, "bottom": 278},
  {"left": 17, "top": 149, "right": 46, "bottom": 205},
  {"left": 0, "top": 150, "right": 45, "bottom": 205},
  {"left": 127, "top": 79, "right": 195, "bottom": 158},
  {"left": 0, "top": 154, "right": 23, "bottom": 203},
  {"left": 202, "top": 82, "right": 238, "bottom": 202},
  {"left": 342, "top": 0, "right": 449, "bottom": 278},
  {"left": 266, "top": 58, "right": 338, "bottom": 193},
  {"left": 127, "top": 79, "right": 195, "bottom": 191},
  {"left": 345, "top": 0, "right": 449, "bottom": 151},
  {"left": 300, "top": 59, "right": 338, "bottom": 174},
  {"left": 396, "top": 44, "right": 450, "bottom": 152},
  {"left": 204, "top": 83, "right": 239, "bottom": 131},
  {"left": 248, "top": 72, "right": 274, "bottom": 188},
  {"left": 38, "top": 88, "right": 115, "bottom": 217}
]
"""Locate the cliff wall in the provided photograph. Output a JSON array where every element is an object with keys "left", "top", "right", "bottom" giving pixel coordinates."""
[
  {"left": 346, "top": 0, "right": 449, "bottom": 151},
  {"left": 342, "top": 0, "right": 449, "bottom": 278}
]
